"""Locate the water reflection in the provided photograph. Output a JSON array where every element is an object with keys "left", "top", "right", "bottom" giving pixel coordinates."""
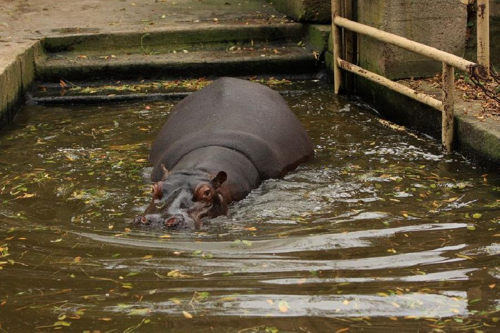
[{"left": 0, "top": 82, "right": 498, "bottom": 331}]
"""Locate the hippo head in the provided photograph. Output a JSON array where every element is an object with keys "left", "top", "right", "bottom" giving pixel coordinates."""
[{"left": 133, "top": 165, "right": 228, "bottom": 229}]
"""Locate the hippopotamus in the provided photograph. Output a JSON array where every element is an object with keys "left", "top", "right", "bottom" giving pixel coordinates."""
[{"left": 133, "top": 77, "right": 314, "bottom": 229}]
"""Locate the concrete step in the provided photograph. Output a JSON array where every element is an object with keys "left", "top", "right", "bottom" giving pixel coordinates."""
[
  {"left": 36, "top": 23, "right": 320, "bottom": 81},
  {"left": 37, "top": 45, "right": 318, "bottom": 81},
  {"left": 42, "top": 23, "right": 306, "bottom": 54}
]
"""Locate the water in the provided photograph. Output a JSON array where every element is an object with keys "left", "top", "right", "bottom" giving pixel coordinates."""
[{"left": 0, "top": 82, "right": 498, "bottom": 332}]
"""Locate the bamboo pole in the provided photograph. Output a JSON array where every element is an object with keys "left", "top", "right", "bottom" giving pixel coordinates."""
[
  {"left": 331, "top": 0, "right": 342, "bottom": 94},
  {"left": 334, "top": 16, "right": 487, "bottom": 78},
  {"left": 442, "top": 63, "right": 455, "bottom": 153},
  {"left": 337, "top": 58, "right": 443, "bottom": 111},
  {"left": 476, "top": 0, "right": 490, "bottom": 77}
]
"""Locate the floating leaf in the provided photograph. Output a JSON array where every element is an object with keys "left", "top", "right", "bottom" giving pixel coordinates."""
[
  {"left": 183, "top": 311, "right": 193, "bottom": 319},
  {"left": 169, "top": 298, "right": 182, "bottom": 305},
  {"left": 196, "top": 292, "right": 210, "bottom": 300},
  {"left": 231, "top": 240, "right": 242, "bottom": 247},
  {"left": 54, "top": 321, "right": 71, "bottom": 327},
  {"left": 109, "top": 144, "right": 141, "bottom": 151},
  {"left": 128, "top": 308, "right": 150, "bottom": 316},
  {"left": 278, "top": 300, "right": 290, "bottom": 313}
]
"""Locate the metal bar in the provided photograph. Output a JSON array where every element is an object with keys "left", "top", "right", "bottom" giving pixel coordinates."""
[
  {"left": 477, "top": 0, "right": 490, "bottom": 77},
  {"left": 442, "top": 63, "right": 455, "bottom": 153},
  {"left": 332, "top": 0, "right": 342, "bottom": 94},
  {"left": 337, "top": 58, "right": 443, "bottom": 111},
  {"left": 342, "top": 0, "right": 356, "bottom": 92},
  {"left": 334, "top": 16, "right": 485, "bottom": 76}
]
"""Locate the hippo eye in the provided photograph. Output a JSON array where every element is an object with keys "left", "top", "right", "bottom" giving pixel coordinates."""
[{"left": 194, "top": 184, "right": 213, "bottom": 202}]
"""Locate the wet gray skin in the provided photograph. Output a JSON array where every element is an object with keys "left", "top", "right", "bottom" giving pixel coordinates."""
[
  {"left": 0, "top": 81, "right": 498, "bottom": 332},
  {"left": 133, "top": 170, "right": 228, "bottom": 229}
]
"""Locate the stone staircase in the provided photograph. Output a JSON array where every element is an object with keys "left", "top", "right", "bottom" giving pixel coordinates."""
[{"left": 35, "top": 23, "right": 321, "bottom": 82}]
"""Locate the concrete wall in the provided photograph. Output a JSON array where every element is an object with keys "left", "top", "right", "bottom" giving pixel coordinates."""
[
  {"left": 464, "top": 0, "right": 499, "bottom": 69},
  {"left": 357, "top": 0, "right": 468, "bottom": 79},
  {"left": 0, "top": 41, "right": 41, "bottom": 127},
  {"left": 271, "top": 0, "right": 331, "bottom": 23},
  {"left": 490, "top": 0, "right": 499, "bottom": 68}
]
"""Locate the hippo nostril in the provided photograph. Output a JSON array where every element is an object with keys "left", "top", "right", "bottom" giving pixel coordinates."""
[{"left": 165, "top": 217, "right": 178, "bottom": 227}]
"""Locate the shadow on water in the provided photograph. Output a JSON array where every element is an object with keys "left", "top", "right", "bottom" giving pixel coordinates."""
[{"left": 0, "top": 81, "right": 498, "bottom": 332}]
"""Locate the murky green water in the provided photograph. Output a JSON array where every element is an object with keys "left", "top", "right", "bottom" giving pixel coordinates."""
[{"left": 0, "top": 82, "right": 499, "bottom": 332}]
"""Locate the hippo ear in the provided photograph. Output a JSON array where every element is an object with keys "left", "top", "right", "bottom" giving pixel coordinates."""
[
  {"left": 160, "top": 164, "right": 169, "bottom": 180},
  {"left": 211, "top": 171, "right": 227, "bottom": 188}
]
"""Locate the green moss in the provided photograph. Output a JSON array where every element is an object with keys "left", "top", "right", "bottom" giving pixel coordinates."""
[
  {"left": 271, "top": 0, "right": 331, "bottom": 23},
  {"left": 307, "top": 25, "right": 330, "bottom": 53}
]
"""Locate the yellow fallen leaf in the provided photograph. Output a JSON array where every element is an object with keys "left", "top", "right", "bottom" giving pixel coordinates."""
[
  {"left": 279, "top": 300, "right": 290, "bottom": 313},
  {"left": 16, "top": 193, "right": 36, "bottom": 199},
  {"left": 183, "top": 311, "right": 193, "bottom": 319}
]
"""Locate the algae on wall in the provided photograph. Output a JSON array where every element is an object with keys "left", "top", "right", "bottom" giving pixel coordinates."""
[
  {"left": 465, "top": 0, "right": 499, "bottom": 69},
  {"left": 357, "top": 0, "right": 468, "bottom": 79},
  {"left": 271, "top": 0, "right": 331, "bottom": 23}
]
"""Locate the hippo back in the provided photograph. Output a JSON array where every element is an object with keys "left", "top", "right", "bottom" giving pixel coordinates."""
[{"left": 150, "top": 77, "right": 314, "bottom": 182}]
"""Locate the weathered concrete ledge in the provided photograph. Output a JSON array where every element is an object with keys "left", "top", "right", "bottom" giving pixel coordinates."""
[
  {"left": 37, "top": 47, "right": 317, "bottom": 81},
  {"left": 272, "top": 0, "right": 331, "bottom": 23},
  {"left": 42, "top": 23, "right": 306, "bottom": 54},
  {"left": 357, "top": 78, "right": 500, "bottom": 169},
  {"left": 0, "top": 41, "right": 41, "bottom": 128}
]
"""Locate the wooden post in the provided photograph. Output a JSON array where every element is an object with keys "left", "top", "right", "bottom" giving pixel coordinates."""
[
  {"left": 342, "top": 0, "right": 355, "bottom": 92},
  {"left": 476, "top": 0, "right": 490, "bottom": 77},
  {"left": 442, "top": 63, "right": 455, "bottom": 153},
  {"left": 332, "top": 0, "right": 342, "bottom": 94}
]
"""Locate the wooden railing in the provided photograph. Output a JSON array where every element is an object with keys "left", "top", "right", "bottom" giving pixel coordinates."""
[{"left": 331, "top": 0, "right": 489, "bottom": 153}]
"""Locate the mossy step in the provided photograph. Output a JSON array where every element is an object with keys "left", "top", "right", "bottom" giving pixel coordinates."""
[
  {"left": 36, "top": 45, "right": 317, "bottom": 81},
  {"left": 42, "top": 23, "right": 306, "bottom": 54}
]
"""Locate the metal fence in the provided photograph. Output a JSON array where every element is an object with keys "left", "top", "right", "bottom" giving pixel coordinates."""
[{"left": 331, "top": 0, "right": 489, "bottom": 153}]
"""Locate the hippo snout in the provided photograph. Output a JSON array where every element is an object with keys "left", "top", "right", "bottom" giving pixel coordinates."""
[
  {"left": 133, "top": 214, "right": 165, "bottom": 226},
  {"left": 133, "top": 214, "right": 189, "bottom": 229},
  {"left": 132, "top": 215, "right": 145, "bottom": 225},
  {"left": 165, "top": 215, "right": 184, "bottom": 227}
]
